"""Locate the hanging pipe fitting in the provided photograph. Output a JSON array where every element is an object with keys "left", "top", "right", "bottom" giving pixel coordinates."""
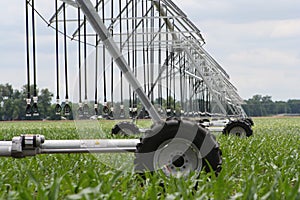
[
  {"left": 120, "top": 105, "right": 125, "bottom": 118},
  {"left": 55, "top": 99, "right": 62, "bottom": 115},
  {"left": 25, "top": 98, "right": 32, "bottom": 117},
  {"left": 32, "top": 96, "right": 39, "bottom": 116},
  {"left": 63, "top": 99, "right": 71, "bottom": 116},
  {"left": 83, "top": 101, "right": 89, "bottom": 116},
  {"left": 77, "top": 102, "right": 83, "bottom": 117},
  {"left": 94, "top": 103, "right": 98, "bottom": 115},
  {"left": 109, "top": 107, "right": 114, "bottom": 118},
  {"left": 102, "top": 102, "right": 109, "bottom": 114}
]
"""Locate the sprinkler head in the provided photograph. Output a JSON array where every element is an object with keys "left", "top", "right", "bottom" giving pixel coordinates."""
[
  {"left": 63, "top": 103, "right": 71, "bottom": 116},
  {"left": 103, "top": 106, "right": 109, "bottom": 114},
  {"left": 25, "top": 104, "right": 32, "bottom": 117},
  {"left": 55, "top": 103, "right": 62, "bottom": 115},
  {"left": 78, "top": 106, "right": 83, "bottom": 117},
  {"left": 32, "top": 103, "right": 39, "bottom": 117},
  {"left": 94, "top": 108, "right": 99, "bottom": 116},
  {"left": 83, "top": 103, "right": 89, "bottom": 116}
]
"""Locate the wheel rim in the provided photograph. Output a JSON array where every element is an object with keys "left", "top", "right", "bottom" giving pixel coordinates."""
[
  {"left": 153, "top": 138, "right": 202, "bottom": 177},
  {"left": 229, "top": 126, "right": 246, "bottom": 137}
]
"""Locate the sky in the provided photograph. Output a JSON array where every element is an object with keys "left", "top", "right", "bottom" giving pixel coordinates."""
[{"left": 0, "top": 0, "right": 299, "bottom": 101}]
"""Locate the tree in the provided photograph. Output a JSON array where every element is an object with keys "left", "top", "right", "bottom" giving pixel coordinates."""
[
  {"left": 0, "top": 84, "right": 15, "bottom": 120},
  {"left": 0, "top": 83, "right": 13, "bottom": 100},
  {"left": 38, "top": 88, "right": 54, "bottom": 119},
  {"left": 287, "top": 100, "right": 300, "bottom": 114},
  {"left": 243, "top": 95, "right": 273, "bottom": 116},
  {"left": 261, "top": 95, "right": 274, "bottom": 115},
  {"left": 12, "top": 89, "right": 24, "bottom": 120},
  {"left": 243, "top": 95, "right": 264, "bottom": 116}
]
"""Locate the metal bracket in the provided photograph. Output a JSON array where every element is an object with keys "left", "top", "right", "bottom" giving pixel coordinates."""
[{"left": 11, "top": 135, "right": 45, "bottom": 158}]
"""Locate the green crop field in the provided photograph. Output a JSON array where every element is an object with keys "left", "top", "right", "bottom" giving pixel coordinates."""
[{"left": 0, "top": 117, "right": 299, "bottom": 199}]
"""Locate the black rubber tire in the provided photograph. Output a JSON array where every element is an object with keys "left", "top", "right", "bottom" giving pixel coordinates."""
[
  {"left": 244, "top": 118, "right": 254, "bottom": 126},
  {"left": 111, "top": 121, "right": 140, "bottom": 136},
  {"left": 134, "top": 119, "right": 222, "bottom": 176},
  {"left": 222, "top": 120, "right": 253, "bottom": 137}
]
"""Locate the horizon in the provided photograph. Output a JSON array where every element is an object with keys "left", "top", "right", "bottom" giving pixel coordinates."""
[{"left": 1, "top": 82, "right": 299, "bottom": 103}]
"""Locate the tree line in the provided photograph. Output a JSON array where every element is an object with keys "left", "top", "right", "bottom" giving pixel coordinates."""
[
  {"left": 1, "top": 83, "right": 300, "bottom": 120},
  {"left": 242, "top": 95, "right": 300, "bottom": 117}
]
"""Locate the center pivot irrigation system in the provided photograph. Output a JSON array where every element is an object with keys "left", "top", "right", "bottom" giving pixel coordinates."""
[{"left": 0, "top": 0, "right": 254, "bottom": 176}]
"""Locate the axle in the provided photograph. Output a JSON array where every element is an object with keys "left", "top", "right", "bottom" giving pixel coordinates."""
[{"left": 0, "top": 135, "right": 139, "bottom": 158}]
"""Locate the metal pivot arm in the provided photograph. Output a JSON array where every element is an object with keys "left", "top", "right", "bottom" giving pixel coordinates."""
[
  {"left": 152, "top": 0, "right": 178, "bottom": 41},
  {"left": 75, "top": 0, "right": 162, "bottom": 124},
  {"left": 0, "top": 135, "right": 140, "bottom": 158}
]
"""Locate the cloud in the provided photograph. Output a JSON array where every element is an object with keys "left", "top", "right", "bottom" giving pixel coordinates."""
[
  {"left": 192, "top": 18, "right": 300, "bottom": 68},
  {"left": 231, "top": 66, "right": 300, "bottom": 100},
  {"left": 195, "top": 19, "right": 300, "bottom": 46},
  {"left": 222, "top": 47, "right": 300, "bottom": 100},
  {"left": 227, "top": 48, "right": 300, "bottom": 68},
  {"left": 271, "top": 19, "right": 300, "bottom": 38},
  {"left": 0, "top": 2, "right": 23, "bottom": 25},
  {"left": 191, "top": 14, "right": 300, "bottom": 100},
  {"left": 174, "top": 0, "right": 300, "bottom": 23}
]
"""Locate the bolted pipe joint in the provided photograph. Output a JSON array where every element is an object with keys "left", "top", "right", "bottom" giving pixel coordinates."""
[{"left": 11, "top": 135, "right": 45, "bottom": 158}]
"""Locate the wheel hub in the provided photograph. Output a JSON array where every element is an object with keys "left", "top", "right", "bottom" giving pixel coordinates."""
[
  {"left": 153, "top": 138, "right": 202, "bottom": 177},
  {"left": 230, "top": 126, "right": 246, "bottom": 137},
  {"left": 172, "top": 155, "right": 185, "bottom": 168}
]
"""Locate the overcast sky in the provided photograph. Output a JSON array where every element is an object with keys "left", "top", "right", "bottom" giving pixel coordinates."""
[{"left": 0, "top": 0, "right": 299, "bottom": 101}]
